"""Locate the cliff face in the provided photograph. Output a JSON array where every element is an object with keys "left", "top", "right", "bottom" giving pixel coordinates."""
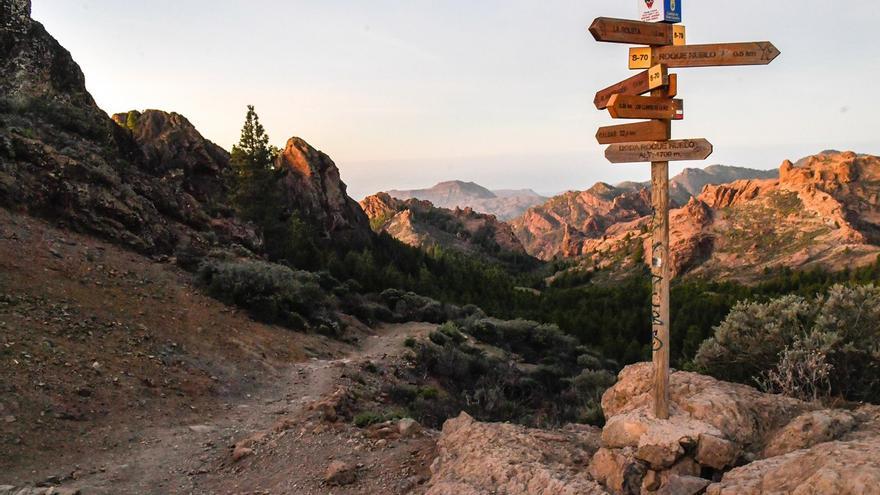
[
  {"left": 360, "top": 192, "right": 529, "bottom": 262},
  {"left": 526, "top": 152, "right": 880, "bottom": 281}
]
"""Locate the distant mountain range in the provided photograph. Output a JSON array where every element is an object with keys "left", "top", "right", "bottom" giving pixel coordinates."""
[
  {"left": 619, "top": 164, "right": 779, "bottom": 206},
  {"left": 385, "top": 181, "right": 547, "bottom": 220},
  {"left": 360, "top": 192, "right": 533, "bottom": 265},
  {"left": 510, "top": 152, "right": 880, "bottom": 281}
]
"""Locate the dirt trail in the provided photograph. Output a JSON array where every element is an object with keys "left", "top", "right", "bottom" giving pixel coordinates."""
[{"left": 56, "top": 322, "right": 435, "bottom": 495}]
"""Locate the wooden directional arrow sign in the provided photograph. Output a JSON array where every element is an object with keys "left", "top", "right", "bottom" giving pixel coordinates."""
[
  {"left": 605, "top": 139, "right": 714, "bottom": 163},
  {"left": 594, "top": 65, "right": 668, "bottom": 110},
  {"left": 590, "top": 17, "right": 686, "bottom": 46},
  {"left": 629, "top": 42, "right": 781, "bottom": 69},
  {"left": 607, "top": 94, "right": 683, "bottom": 120},
  {"left": 596, "top": 120, "right": 670, "bottom": 145}
]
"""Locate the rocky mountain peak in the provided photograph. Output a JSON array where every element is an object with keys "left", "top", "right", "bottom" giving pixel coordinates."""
[
  {"left": 0, "top": 1, "right": 95, "bottom": 109},
  {"left": 276, "top": 137, "right": 373, "bottom": 246},
  {"left": 1, "top": 0, "right": 30, "bottom": 33},
  {"left": 359, "top": 192, "right": 529, "bottom": 262},
  {"left": 111, "top": 109, "right": 234, "bottom": 214}
]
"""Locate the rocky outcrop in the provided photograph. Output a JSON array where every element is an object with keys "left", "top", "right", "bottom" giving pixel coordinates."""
[
  {"left": 386, "top": 180, "right": 547, "bottom": 221},
  {"left": 276, "top": 137, "right": 373, "bottom": 247},
  {"left": 510, "top": 187, "right": 652, "bottom": 260},
  {"left": 0, "top": 4, "right": 179, "bottom": 254},
  {"left": 426, "top": 412, "right": 608, "bottom": 495},
  {"left": 592, "top": 363, "right": 880, "bottom": 495},
  {"left": 425, "top": 363, "right": 880, "bottom": 495},
  {"left": 360, "top": 192, "right": 529, "bottom": 263},
  {"left": 706, "top": 437, "right": 880, "bottom": 495},
  {"left": 111, "top": 110, "right": 231, "bottom": 207},
  {"left": 547, "top": 152, "right": 880, "bottom": 281}
]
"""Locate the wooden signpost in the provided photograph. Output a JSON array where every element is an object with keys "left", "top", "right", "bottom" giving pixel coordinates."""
[
  {"left": 589, "top": 17, "right": 686, "bottom": 46},
  {"left": 594, "top": 64, "right": 668, "bottom": 110},
  {"left": 607, "top": 95, "right": 683, "bottom": 120},
  {"left": 629, "top": 42, "right": 781, "bottom": 69},
  {"left": 590, "top": 4, "right": 779, "bottom": 420},
  {"left": 605, "top": 138, "right": 712, "bottom": 163},
  {"left": 596, "top": 120, "right": 670, "bottom": 145}
]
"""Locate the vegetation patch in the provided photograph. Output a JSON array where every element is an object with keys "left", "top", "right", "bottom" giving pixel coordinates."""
[{"left": 694, "top": 284, "right": 880, "bottom": 403}]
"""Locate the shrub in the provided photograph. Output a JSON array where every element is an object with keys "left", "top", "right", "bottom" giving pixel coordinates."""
[
  {"left": 694, "top": 284, "right": 880, "bottom": 403},
  {"left": 464, "top": 318, "right": 580, "bottom": 366},
  {"left": 353, "top": 409, "right": 407, "bottom": 427},
  {"left": 757, "top": 332, "right": 833, "bottom": 402},
  {"left": 379, "top": 289, "right": 484, "bottom": 324},
  {"left": 197, "top": 259, "right": 329, "bottom": 330},
  {"left": 353, "top": 411, "right": 384, "bottom": 427},
  {"left": 406, "top": 317, "right": 620, "bottom": 427}
]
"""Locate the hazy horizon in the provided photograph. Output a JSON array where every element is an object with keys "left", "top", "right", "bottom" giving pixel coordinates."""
[{"left": 31, "top": 0, "right": 880, "bottom": 199}]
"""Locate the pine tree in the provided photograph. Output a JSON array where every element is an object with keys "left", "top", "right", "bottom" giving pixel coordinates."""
[{"left": 230, "top": 105, "right": 279, "bottom": 223}]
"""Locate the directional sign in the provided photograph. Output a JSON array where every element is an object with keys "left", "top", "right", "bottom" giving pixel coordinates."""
[
  {"left": 605, "top": 139, "right": 714, "bottom": 163},
  {"left": 594, "top": 65, "right": 668, "bottom": 110},
  {"left": 596, "top": 120, "right": 670, "bottom": 145},
  {"left": 664, "top": 74, "right": 678, "bottom": 98},
  {"left": 629, "top": 42, "right": 781, "bottom": 69},
  {"left": 607, "top": 94, "right": 683, "bottom": 120},
  {"left": 589, "top": 17, "right": 686, "bottom": 46}
]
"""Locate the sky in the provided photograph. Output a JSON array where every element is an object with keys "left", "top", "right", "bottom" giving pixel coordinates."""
[{"left": 31, "top": 0, "right": 880, "bottom": 199}]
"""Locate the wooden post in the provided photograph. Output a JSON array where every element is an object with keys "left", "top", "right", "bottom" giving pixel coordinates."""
[
  {"left": 650, "top": 158, "right": 671, "bottom": 419},
  {"left": 649, "top": 91, "right": 671, "bottom": 419}
]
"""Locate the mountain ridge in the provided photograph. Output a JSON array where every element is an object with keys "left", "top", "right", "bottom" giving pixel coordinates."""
[{"left": 384, "top": 180, "right": 548, "bottom": 221}]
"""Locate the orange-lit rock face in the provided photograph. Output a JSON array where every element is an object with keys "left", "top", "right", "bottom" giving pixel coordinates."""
[
  {"left": 524, "top": 152, "right": 880, "bottom": 281},
  {"left": 275, "top": 137, "right": 373, "bottom": 246}
]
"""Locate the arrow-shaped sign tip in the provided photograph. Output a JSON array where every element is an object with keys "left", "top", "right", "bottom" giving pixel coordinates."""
[
  {"left": 587, "top": 19, "right": 602, "bottom": 42},
  {"left": 764, "top": 42, "right": 782, "bottom": 64}
]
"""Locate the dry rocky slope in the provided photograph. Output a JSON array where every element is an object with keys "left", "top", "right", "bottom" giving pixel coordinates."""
[
  {"left": 514, "top": 153, "right": 880, "bottom": 281},
  {"left": 360, "top": 192, "right": 529, "bottom": 262},
  {"left": 386, "top": 180, "right": 547, "bottom": 221},
  {"left": 428, "top": 363, "right": 880, "bottom": 495}
]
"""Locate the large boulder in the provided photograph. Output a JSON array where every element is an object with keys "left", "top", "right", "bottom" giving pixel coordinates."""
[
  {"left": 426, "top": 412, "right": 608, "bottom": 495},
  {"left": 602, "top": 363, "right": 807, "bottom": 449},
  {"left": 707, "top": 438, "right": 880, "bottom": 495}
]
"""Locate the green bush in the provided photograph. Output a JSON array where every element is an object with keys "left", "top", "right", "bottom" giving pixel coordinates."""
[
  {"left": 196, "top": 259, "right": 329, "bottom": 330},
  {"left": 694, "top": 284, "right": 880, "bottom": 403},
  {"left": 464, "top": 318, "right": 580, "bottom": 366},
  {"left": 353, "top": 411, "right": 384, "bottom": 427},
  {"left": 405, "top": 317, "right": 620, "bottom": 427}
]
